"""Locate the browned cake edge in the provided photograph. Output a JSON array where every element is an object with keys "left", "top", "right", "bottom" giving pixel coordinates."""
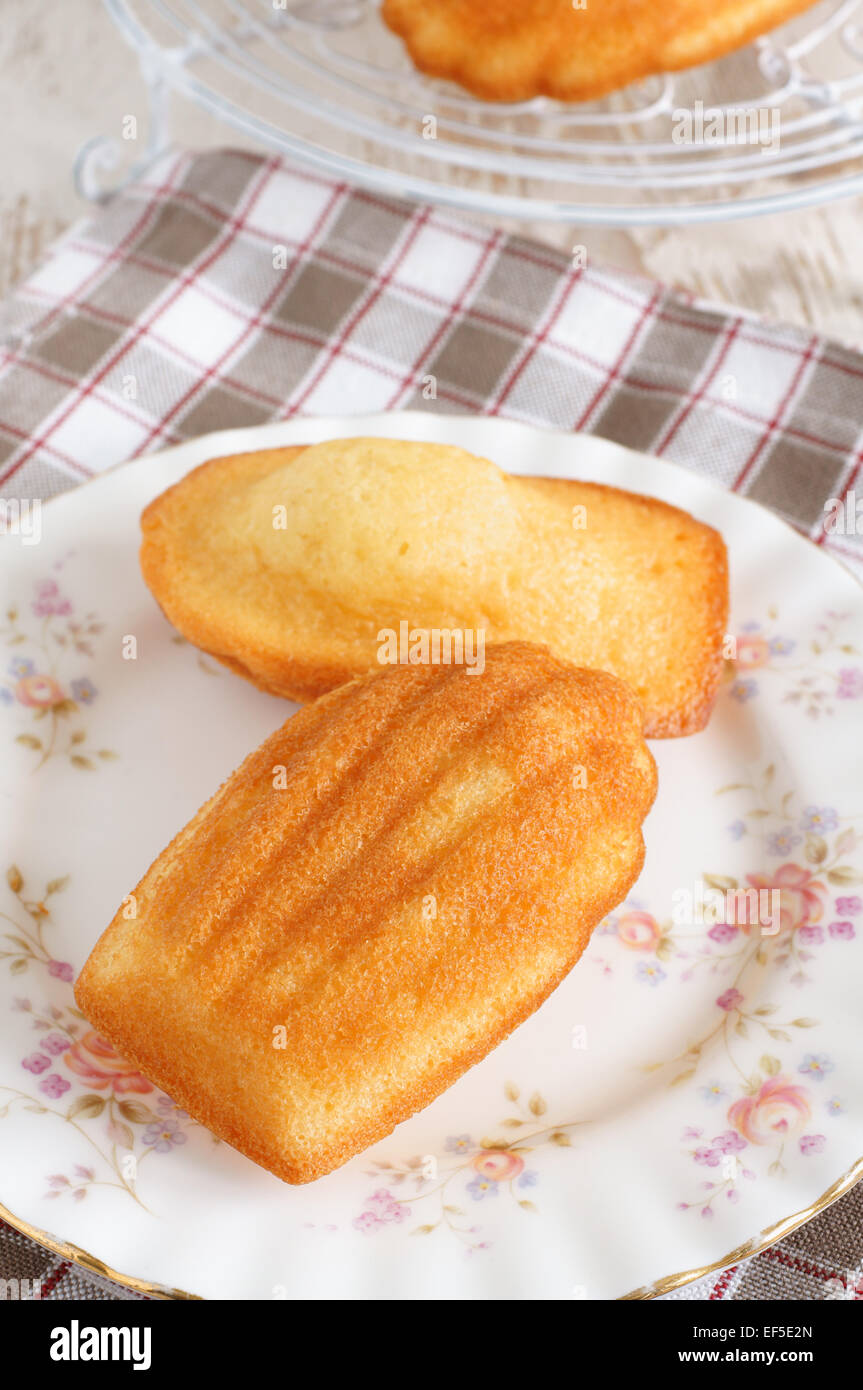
[
  {"left": 75, "top": 654, "right": 656, "bottom": 1183},
  {"left": 380, "top": 0, "right": 820, "bottom": 103},
  {"left": 75, "top": 860, "right": 643, "bottom": 1184},
  {"left": 139, "top": 446, "right": 729, "bottom": 738}
]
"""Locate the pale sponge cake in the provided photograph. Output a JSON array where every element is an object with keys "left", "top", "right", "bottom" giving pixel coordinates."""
[
  {"left": 381, "top": 0, "right": 820, "bottom": 102},
  {"left": 75, "top": 644, "right": 657, "bottom": 1185},
  {"left": 140, "top": 437, "right": 728, "bottom": 738}
]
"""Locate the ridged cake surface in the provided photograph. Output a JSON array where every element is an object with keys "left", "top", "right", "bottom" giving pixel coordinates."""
[
  {"left": 381, "top": 0, "right": 819, "bottom": 102},
  {"left": 76, "top": 643, "right": 657, "bottom": 1183}
]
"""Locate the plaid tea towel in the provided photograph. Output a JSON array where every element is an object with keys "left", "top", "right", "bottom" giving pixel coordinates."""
[
  {"left": 0, "top": 147, "right": 861, "bottom": 1301},
  {"left": 1, "top": 146, "right": 862, "bottom": 589}
]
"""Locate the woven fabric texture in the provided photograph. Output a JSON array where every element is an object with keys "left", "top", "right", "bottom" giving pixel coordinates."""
[{"left": 0, "top": 147, "right": 860, "bottom": 1301}]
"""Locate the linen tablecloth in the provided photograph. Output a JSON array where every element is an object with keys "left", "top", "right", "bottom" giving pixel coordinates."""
[{"left": 0, "top": 147, "right": 861, "bottom": 1301}]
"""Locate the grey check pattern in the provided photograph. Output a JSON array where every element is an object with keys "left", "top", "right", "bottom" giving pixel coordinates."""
[{"left": 0, "top": 147, "right": 860, "bottom": 1300}]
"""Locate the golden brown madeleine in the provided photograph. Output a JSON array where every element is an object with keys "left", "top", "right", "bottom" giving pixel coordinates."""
[
  {"left": 381, "top": 0, "right": 819, "bottom": 103},
  {"left": 140, "top": 437, "right": 728, "bottom": 738},
  {"left": 75, "top": 644, "right": 657, "bottom": 1184}
]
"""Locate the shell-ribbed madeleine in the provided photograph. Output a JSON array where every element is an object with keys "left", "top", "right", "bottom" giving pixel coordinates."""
[
  {"left": 381, "top": 0, "right": 819, "bottom": 103},
  {"left": 75, "top": 643, "right": 657, "bottom": 1184}
]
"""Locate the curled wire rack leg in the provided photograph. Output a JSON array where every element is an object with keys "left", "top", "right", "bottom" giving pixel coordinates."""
[{"left": 74, "top": 59, "right": 172, "bottom": 202}]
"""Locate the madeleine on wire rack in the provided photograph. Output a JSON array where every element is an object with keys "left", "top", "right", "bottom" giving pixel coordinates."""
[{"left": 381, "top": 0, "right": 819, "bottom": 103}]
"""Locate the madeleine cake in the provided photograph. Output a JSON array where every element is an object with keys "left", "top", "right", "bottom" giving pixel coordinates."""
[
  {"left": 381, "top": 0, "right": 819, "bottom": 102},
  {"left": 75, "top": 643, "right": 657, "bottom": 1184},
  {"left": 140, "top": 437, "right": 728, "bottom": 738}
]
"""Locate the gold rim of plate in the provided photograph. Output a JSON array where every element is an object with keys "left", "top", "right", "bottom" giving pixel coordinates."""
[
  {"left": 2, "top": 1156, "right": 861, "bottom": 1301},
  {"left": 3, "top": 426, "right": 861, "bottom": 1300}
]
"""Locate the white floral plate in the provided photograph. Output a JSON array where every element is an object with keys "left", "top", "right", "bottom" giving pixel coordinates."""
[{"left": 1, "top": 413, "right": 861, "bottom": 1301}]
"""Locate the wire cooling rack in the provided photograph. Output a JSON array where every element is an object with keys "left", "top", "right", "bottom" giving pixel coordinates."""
[{"left": 78, "top": 0, "right": 863, "bottom": 224}]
